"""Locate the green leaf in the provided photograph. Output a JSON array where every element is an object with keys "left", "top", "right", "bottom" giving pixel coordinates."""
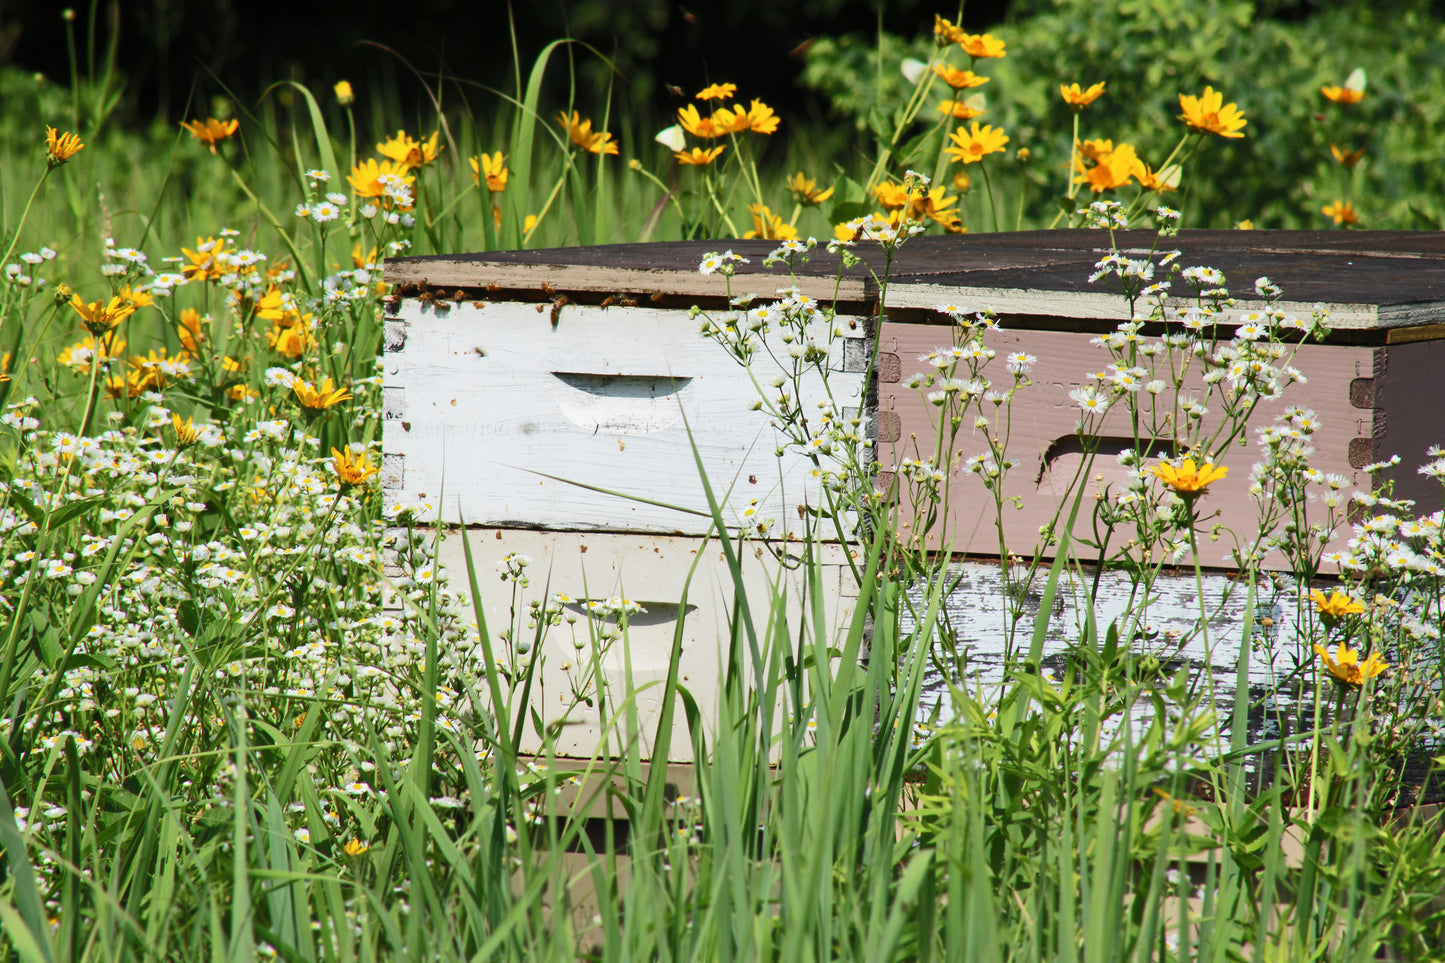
[
  {"left": 1409, "top": 205, "right": 1441, "bottom": 230},
  {"left": 177, "top": 600, "right": 203, "bottom": 638},
  {"left": 280, "top": 81, "right": 340, "bottom": 186},
  {"left": 0, "top": 775, "right": 55, "bottom": 963},
  {"left": 1101, "top": 621, "right": 1120, "bottom": 663},
  {"left": 43, "top": 496, "right": 107, "bottom": 530},
  {"left": 835, "top": 175, "right": 868, "bottom": 204},
  {"left": 6, "top": 487, "right": 43, "bottom": 527}
]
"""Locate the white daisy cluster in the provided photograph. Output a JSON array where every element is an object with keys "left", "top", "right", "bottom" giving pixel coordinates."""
[
  {"left": 4, "top": 245, "right": 57, "bottom": 287},
  {"left": 1084, "top": 199, "right": 1130, "bottom": 230},
  {"left": 696, "top": 249, "right": 749, "bottom": 276}
]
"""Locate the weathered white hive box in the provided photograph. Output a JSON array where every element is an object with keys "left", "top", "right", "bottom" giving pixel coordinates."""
[
  {"left": 382, "top": 242, "right": 870, "bottom": 761},
  {"left": 384, "top": 232, "right": 1445, "bottom": 752}
]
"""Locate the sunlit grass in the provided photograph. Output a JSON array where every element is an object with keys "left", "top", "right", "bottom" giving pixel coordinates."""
[{"left": 0, "top": 7, "right": 1443, "bottom": 961}]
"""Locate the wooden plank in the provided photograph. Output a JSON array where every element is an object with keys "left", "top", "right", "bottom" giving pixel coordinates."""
[
  {"left": 910, "top": 562, "right": 1309, "bottom": 728},
  {"left": 388, "top": 232, "right": 1445, "bottom": 335},
  {"left": 874, "top": 233, "right": 1445, "bottom": 329},
  {"left": 879, "top": 282, "right": 1380, "bottom": 329},
  {"left": 878, "top": 322, "right": 1373, "bottom": 571},
  {"left": 1387, "top": 322, "right": 1445, "bottom": 345},
  {"left": 383, "top": 299, "right": 867, "bottom": 535},
  {"left": 385, "top": 240, "right": 871, "bottom": 302}
]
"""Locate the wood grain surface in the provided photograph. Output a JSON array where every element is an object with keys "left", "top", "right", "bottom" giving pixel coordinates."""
[
  {"left": 383, "top": 299, "right": 866, "bottom": 536},
  {"left": 879, "top": 323, "right": 1375, "bottom": 569}
]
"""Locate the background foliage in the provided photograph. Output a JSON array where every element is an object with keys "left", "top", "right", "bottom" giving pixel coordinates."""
[{"left": 801, "top": 0, "right": 1445, "bottom": 228}]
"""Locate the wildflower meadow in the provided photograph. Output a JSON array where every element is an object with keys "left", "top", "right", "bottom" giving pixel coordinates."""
[{"left": 2, "top": 3, "right": 1445, "bottom": 960}]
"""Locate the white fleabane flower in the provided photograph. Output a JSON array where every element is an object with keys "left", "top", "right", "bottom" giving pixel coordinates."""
[
  {"left": 1005, "top": 352, "right": 1036, "bottom": 373},
  {"left": 1070, "top": 386, "right": 1109, "bottom": 414}
]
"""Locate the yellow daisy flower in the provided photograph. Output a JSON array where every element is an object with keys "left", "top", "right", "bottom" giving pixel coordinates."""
[
  {"left": 674, "top": 146, "right": 725, "bottom": 166},
  {"left": 181, "top": 117, "right": 240, "bottom": 154},
  {"left": 45, "top": 126, "right": 85, "bottom": 166},
  {"left": 1147, "top": 457, "right": 1228, "bottom": 494},
  {"left": 293, "top": 376, "right": 353, "bottom": 410},
  {"left": 944, "top": 122, "right": 1009, "bottom": 164},
  {"left": 1312, "top": 641, "right": 1387, "bottom": 687},
  {"left": 332, "top": 447, "right": 381, "bottom": 489},
  {"left": 470, "top": 152, "right": 509, "bottom": 192},
  {"left": 1060, "top": 82, "right": 1106, "bottom": 107},
  {"left": 695, "top": 83, "right": 737, "bottom": 101},
  {"left": 1178, "top": 87, "right": 1247, "bottom": 138}
]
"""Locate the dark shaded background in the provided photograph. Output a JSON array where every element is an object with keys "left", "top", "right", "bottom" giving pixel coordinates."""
[{"left": 0, "top": 0, "right": 1007, "bottom": 123}]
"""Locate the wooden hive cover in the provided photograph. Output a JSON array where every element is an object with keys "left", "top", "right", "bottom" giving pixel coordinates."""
[{"left": 387, "top": 230, "right": 1445, "bottom": 332}]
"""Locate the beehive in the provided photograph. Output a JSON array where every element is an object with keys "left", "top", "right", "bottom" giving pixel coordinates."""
[
  {"left": 384, "top": 231, "right": 1445, "bottom": 756},
  {"left": 381, "top": 243, "right": 870, "bottom": 760}
]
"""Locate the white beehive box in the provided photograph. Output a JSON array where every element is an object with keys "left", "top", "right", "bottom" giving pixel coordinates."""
[{"left": 382, "top": 242, "right": 870, "bottom": 760}]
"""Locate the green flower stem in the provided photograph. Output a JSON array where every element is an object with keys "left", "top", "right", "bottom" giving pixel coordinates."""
[
  {"left": 979, "top": 159, "right": 1000, "bottom": 233},
  {"left": 224, "top": 164, "right": 314, "bottom": 292},
  {"left": 236, "top": 489, "right": 347, "bottom": 640},
  {"left": 1067, "top": 112, "right": 1081, "bottom": 201},
  {"left": 0, "top": 169, "right": 50, "bottom": 279},
  {"left": 524, "top": 149, "right": 580, "bottom": 246},
  {"left": 74, "top": 327, "right": 108, "bottom": 439},
  {"left": 702, "top": 170, "right": 741, "bottom": 238}
]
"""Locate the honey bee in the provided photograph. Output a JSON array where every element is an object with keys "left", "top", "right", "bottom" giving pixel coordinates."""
[{"left": 550, "top": 294, "right": 571, "bottom": 326}]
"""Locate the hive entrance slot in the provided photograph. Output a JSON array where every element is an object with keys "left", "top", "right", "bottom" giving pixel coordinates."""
[
  {"left": 551, "top": 372, "right": 692, "bottom": 397},
  {"left": 550, "top": 372, "right": 695, "bottom": 432},
  {"left": 1036, "top": 435, "right": 1178, "bottom": 488},
  {"left": 558, "top": 599, "right": 698, "bottom": 627}
]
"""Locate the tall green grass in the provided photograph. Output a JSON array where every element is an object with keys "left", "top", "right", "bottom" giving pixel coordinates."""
[{"left": 0, "top": 7, "right": 1444, "bottom": 962}]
